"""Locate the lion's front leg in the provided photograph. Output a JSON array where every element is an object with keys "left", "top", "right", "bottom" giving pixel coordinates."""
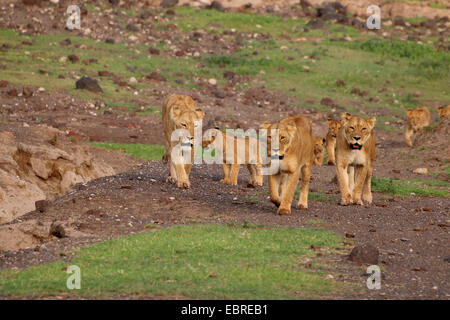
[
  {"left": 404, "top": 126, "right": 414, "bottom": 147},
  {"left": 353, "top": 165, "right": 368, "bottom": 205},
  {"left": 175, "top": 163, "right": 190, "bottom": 189},
  {"left": 166, "top": 158, "right": 177, "bottom": 184},
  {"left": 228, "top": 164, "right": 241, "bottom": 186},
  {"left": 278, "top": 169, "right": 301, "bottom": 215},
  {"left": 297, "top": 164, "right": 311, "bottom": 210},
  {"left": 362, "top": 163, "right": 373, "bottom": 204},
  {"left": 337, "top": 162, "right": 352, "bottom": 205},
  {"left": 268, "top": 173, "right": 281, "bottom": 207},
  {"left": 326, "top": 139, "right": 336, "bottom": 165}
]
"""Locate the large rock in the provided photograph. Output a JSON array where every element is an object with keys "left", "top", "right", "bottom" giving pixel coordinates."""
[
  {"left": 76, "top": 76, "right": 103, "bottom": 93},
  {"left": 348, "top": 243, "right": 379, "bottom": 265}
]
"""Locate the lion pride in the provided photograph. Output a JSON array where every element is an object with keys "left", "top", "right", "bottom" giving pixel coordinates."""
[
  {"left": 335, "top": 113, "right": 376, "bottom": 206},
  {"left": 162, "top": 94, "right": 204, "bottom": 189},
  {"left": 260, "top": 116, "right": 313, "bottom": 215}
]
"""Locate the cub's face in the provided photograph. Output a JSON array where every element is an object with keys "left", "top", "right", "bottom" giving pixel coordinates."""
[
  {"left": 327, "top": 120, "right": 342, "bottom": 138},
  {"left": 313, "top": 137, "right": 325, "bottom": 159},
  {"left": 438, "top": 105, "right": 450, "bottom": 119},
  {"left": 261, "top": 122, "right": 296, "bottom": 160},
  {"left": 342, "top": 113, "right": 375, "bottom": 150}
]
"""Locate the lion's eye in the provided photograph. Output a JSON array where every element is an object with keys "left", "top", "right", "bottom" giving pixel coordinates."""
[
  {"left": 280, "top": 136, "right": 285, "bottom": 140},
  {"left": 362, "top": 127, "right": 367, "bottom": 131},
  {"left": 181, "top": 123, "right": 187, "bottom": 128},
  {"left": 349, "top": 127, "right": 354, "bottom": 130}
]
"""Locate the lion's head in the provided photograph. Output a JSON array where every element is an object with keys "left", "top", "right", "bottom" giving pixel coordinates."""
[
  {"left": 170, "top": 96, "right": 204, "bottom": 147},
  {"left": 341, "top": 112, "right": 376, "bottom": 150},
  {"left": 438, "top": 105, "right": 450, "bottom": 119},
  {"left": 326, "top": 120, "right": 342, "bottom": 138},
  {"left": 260, "top": 121, "right": 296, "bottom": 160}
]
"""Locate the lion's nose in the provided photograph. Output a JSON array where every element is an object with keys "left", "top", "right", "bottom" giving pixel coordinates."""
[{"left": 353, "top": 136, "right": 361, "bottom": 141}]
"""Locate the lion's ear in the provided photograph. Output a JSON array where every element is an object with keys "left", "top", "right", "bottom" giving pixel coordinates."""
[
  {"left": 195, "top": 108, "right": 205, "bottom": 119},
  {"left": 341, "top": 112, "right": 352, "bottom": 122},
  {"left": 260, "top": 122, "right": 271, "bottom": 130},
  {"left": 322, "top": 138, "right": 326, "bottom": 144},
  {"left": 368, "top": 117, "right": 376, "bottom": 130}
]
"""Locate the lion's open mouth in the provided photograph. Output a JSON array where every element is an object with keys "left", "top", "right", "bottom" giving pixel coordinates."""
[{"left": 350, "top": 143, "right": 362, "bottom": 150}]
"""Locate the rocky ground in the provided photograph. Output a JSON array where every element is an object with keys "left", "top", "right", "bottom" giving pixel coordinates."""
[{"left": 0, "top": 0, "right": 449, "bottom": 299}]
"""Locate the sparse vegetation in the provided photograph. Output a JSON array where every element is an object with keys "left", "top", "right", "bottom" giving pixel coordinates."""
[{"left": 90, "top": 143, "right": 164, "bottom": 161}]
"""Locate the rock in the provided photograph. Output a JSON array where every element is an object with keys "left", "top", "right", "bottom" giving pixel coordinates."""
[
  {"left": 412, "top": 91, "right": 422, "bottom": 97},
  {"left": 208, "top": 78, "right": 217, "bottom": 85},
  {"left": 60, "top": 38, "right": 71, "bottom": 46},
  {"left": 413, "top": 167, "right": 428, "bottom": 175},
  {"left": 345, "top": 232, "right": 355, "bottom": 238},
  {"left": 320, "top": 97, "right": 334, "bottom": 107},
  {"left": 49, "top": 221, "right": 66, "bottom": 238},
  {"left": 146, "top": 72, "right": 166, "bottom": 82},
  {"left": 68, "top": 54, "right": 79, "bottom": 63},
  {"left": 109, "top": 0, "right": 119, "bottom": 5},
  {"left": 22, "top": 87, "right": 33, "bottom": 97},
  {"left": 126, "top": 23, "right": 140, "bottom": 32},
  {"left": 148, "top": 47, "right": 160, "bottom": 55},
  {"left": 35, "top": 199, "right": 49, "bottom": 212},
  {"left": 7, "top": 88, "right": 19, "bottom": 97},
  {"left": 444, "top": 256, "right": 450, "bottom": 263},
  {"left": 0, "top": 80, "right": 8, "bottom": 87},
  {"left": 209, "top": 1, "right": 225, "bottom": 12},
  {"left": 223, "top": 70, "right": 236, "bottom": 80},
  {"left": 160, "top": 0, "right": 178, "bottom": 8},
  {"left": 105, "top": 37, "right": 115, "bottom": 44},
  {"left": 75, "top": 76, "right": 103, "bottom": 93},
  {"left": 98, "top": 70, "right": 110, "bottom": 77},
  {"left": 351, "top": 87, "right": 361, "bottom": 95},
  {"left": 348, "top": 243, "right": 379, "bottom": 265},
  {"left": 129, "top": 77, "right": 138, "bottom": 84},
  {"left": 336, "top": 78, "right": 345, "bottom": 87},
  {"left": 215, "top": 90, "right": 226, "bottom": 99},
  {"left": 306, "top": 18, "right": 325, "bottom": 30}
]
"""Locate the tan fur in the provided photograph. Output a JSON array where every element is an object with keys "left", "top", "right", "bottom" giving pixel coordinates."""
[
  {"left": 202, "top": 129, "right": 263, "bottom": 187},
  {"left": 313, "top": 137, "right": 325, "bottom": 166},
  {"left": 405, "top": 106, "right": 430, "bottom": 147},
  {"left": 438, "top": 105, "right": 450, "bottom": 119},
  {"left": 261, "top": 116, "right": 314, "bottom": 215},
  {"left": 162, "top": 94, "right": 204, "bottom": 189},
  {"left": 335, "top": 113, "right": 376, "bottom": 206},
  {"left": 325, "top": 120, "right": 342, "bottom": 165}
]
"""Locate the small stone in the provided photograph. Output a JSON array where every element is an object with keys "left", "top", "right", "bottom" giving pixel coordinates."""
[
  {"left": 105, "top": 37, "right": 115, "bottom": 44},
  {"left": 413, "top": 167, "right": 428, "bottom": 175},
  {"left": 208, "top": 78, "right": 217, "bottom": 85},
  {"left": 68, "top": 54, "right": 79, "bottom": 63},
  {"left": 35, "top": 200, "right": 49, "bottom": 213},
  {"left": 214, "top": 90, "right": 226, "bottom": 99},
  {"left": 22, "top": 87, "right": 33, "bottom": 97},
  {"left": 76, "top": 76, "right": 103, "bottom": 93},
  {"left": 0, "top": 80, "right": 9, "bottom": 87},
  {"left": 348, "top": 243, "right": 379, "bottom": 265},
  {"left": 148, "top": 47, "right": 160, "bottom": 55},
  {"left": 50, "top": 222, "right": 66, "bottom": 238}
]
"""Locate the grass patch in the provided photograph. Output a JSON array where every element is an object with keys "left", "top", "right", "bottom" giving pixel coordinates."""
[
  {"left": 0, "top": 225, "right": 345, "bottom": 299},
  {"left": 90, "top": 142, "right": 164, "bottom": 161},
  {"left": 372, "top": 176, "right": 450, "bottom": 197}
]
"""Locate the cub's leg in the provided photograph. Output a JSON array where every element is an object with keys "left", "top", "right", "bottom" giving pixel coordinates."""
[
  {"left": 362, "top": 163, "right": 373, "bottom": 204},
  {"left": 326, "top": 138, "right": 336, "bottom": 165},
  {"left": 353, "top": 165, "right": 368, "bottom": 205},
  {"left": 278, "top": 168, "right": 301, "bottom": 215},
  {"left": 269, "top": 173, "right": 281, "bottom": 207},
  {"left": 221, "top": 163, "right": 231, "bottom": 184},
  {"left": 229, "top": 164, "right": 241, "bottom": 186},
  {"left": 404, "top": 125, "right": 414, "bottom": 147},
  {"left": 297, "top": 164, "right": 311, "bottom": 210},
  {"left": 337, "top": 162, "right": 352, "bottom": 205}
]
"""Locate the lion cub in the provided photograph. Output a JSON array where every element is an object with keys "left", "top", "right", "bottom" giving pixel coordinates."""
[
  {"left": 162, "top": 94, "right": 204, "bottom": 189},
  {"left": 261, "top": 116, "right": 314, "bottom": 215},
  {"left": 325, "top": 120, "right": 342, "bottom": 165},
  {"left": 313, "top": 137, "right": 326, "bottom": 166},
  {"left": 405, "top": 106, "right": 430, "bottom": 147},
  {"left": 335, "top": 113, "right": 376, "bottom": 206},
  {"left": 202, "top": 128, "right": 263, "bottom": 187},
  {"left": 438, "top": 105, "right": 450, "bottom": 119}
]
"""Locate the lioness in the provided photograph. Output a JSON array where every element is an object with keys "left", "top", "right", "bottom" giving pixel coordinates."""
[
  {"left": 438, "top": 105, "right": 450, "bottom": 119},
  {"left": 162, "top": 94, "right": 204, "bottom": 189},
  {"left": 313, "top": 137, "right": 326, "bottom": 166},
  {"left": 405, "top": 106, "right": 430, "bottom": 147},
  {"left": 325, "top": 120, "right": 342, "bottom": 165},
  {"left": 335, "top": 112, "right": 375, "bottom": 206},
  {"left": 202, "top": 128, "right": 263, "bottom": 187},
  {"left": 261, "top": 116, "right": 314, "bottom": 215}
]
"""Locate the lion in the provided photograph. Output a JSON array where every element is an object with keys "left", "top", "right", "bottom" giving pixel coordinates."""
[
  {"left": 202, "top": 128, "right": 263, "bottom": 187},
  {"left": 405, "top": 106, "right": 430, "bottom": 147},
  {"left": 438, "top": 105, "right": 450, "bottom": 119},
  {"left": 335, "top": 112, "right": 376, "bottom": 206},
  {"left": 325, "top": 120, "right": 342, "bottom": 165},
  {"left": 261, "top": 116, "right": 314, "bottom": 215},
  {"left": 162, "top": 94, "right": 204, "bottom": 189},
  {"left": 313, "top": 137, "right": 326, "bottom": 166}
]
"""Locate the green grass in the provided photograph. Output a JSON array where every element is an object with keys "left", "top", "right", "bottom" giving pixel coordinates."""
[
  {"left": 90, "top": 143, "right": 164, "bottom": 161},
  {"left": 0, "top": 225, "right": 346, "bottom": 299},
  {"left": 294, "top": 189, "right": 332, "bottom": 202},
  {"left": 372, "top": 176, "right": 450, "bottom": 197}
]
